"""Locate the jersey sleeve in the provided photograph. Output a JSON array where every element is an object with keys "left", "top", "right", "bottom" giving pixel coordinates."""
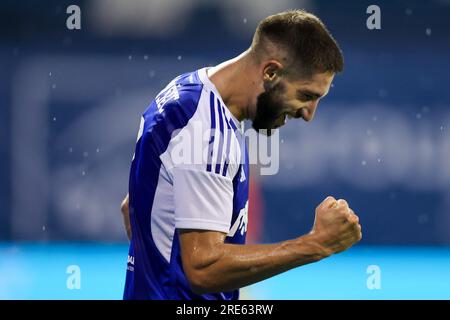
[
  {"left": 171, "top": 167, "right": 233, "bottom": 233},
  {"left": 161, "top": 88, "right": 241, "bottom": 233}
]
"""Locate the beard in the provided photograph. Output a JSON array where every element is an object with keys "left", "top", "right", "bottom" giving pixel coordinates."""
[{"left": 251, "top": 82, "right": 287, "bottom": 136}]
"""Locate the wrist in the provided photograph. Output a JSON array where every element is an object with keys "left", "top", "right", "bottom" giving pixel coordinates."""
[{"left": 297, "top": 232, "right": 334, "bottom": 260}]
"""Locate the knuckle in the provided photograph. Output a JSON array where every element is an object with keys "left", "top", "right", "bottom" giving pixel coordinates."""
[{"left": 337, "top": 200, "right": 348, "bottom": 209}]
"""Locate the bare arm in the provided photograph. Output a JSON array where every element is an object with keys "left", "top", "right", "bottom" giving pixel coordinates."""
[
  {"left": 179, "top": 196, "right": 362, "bottom": 294},
  {"left": 121, "top": 194, "right": 132, "bottom": 240},
  {"left": 179, "top": 230, "right": 331, "bottom": 294}
]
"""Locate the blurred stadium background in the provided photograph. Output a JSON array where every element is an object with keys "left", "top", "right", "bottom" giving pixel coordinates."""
[{"left": 1, "top": 0, "right": 450, "bottom": 299}]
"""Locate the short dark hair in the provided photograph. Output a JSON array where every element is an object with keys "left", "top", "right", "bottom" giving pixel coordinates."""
[{"left": 251, "top": 10, "right": 344, "bottom": 77}]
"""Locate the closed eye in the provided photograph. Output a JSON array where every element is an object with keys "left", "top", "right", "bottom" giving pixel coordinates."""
[
  {"left": 302, "top": 94, "right": 315, "bottom": 101},
  {"left": 296, "top": 90, "right": 322, "bottom": 102}
]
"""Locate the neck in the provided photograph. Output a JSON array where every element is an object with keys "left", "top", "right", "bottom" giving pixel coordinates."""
[{"left": 207, "top": 50, "right": 259, "bottom": 121}]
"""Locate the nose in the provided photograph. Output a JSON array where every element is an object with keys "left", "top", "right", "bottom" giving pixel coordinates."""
[{"left": 299, "top": 101, "right": 319, "bottom": 122}]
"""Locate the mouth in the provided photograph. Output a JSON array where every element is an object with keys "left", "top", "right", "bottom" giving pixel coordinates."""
[
  {"left": 285, "top": 109, "right": 306, "bottom": 122},
  {"left": 272, "top": 109, "right": 307, "bottom": 129}
]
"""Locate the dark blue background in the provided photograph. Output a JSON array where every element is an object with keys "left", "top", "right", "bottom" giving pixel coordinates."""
[{"left": 0, "top": 0, "right": 449, "bottom": 244}]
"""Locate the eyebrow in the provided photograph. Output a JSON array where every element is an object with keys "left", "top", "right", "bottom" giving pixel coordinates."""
[{"left": 296, "top": 89, "right": 323, "bottom": 100}]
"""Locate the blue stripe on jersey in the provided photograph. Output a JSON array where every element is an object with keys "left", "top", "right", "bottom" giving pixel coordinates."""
[
  {"left": 206, "top": 92, "right": 216, "bottom": 172},
  {"left": 229, "top": 118, "right": 237, "bottom": 131},
  {"left": 221, "top": 105, "right": 232, "bottom": 177},
  {"left": 214, "top": 98, "right": 225, "bottom": 174}
]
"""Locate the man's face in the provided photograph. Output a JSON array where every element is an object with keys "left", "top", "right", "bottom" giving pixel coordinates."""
[{"left": 252, "top": 71, "right": 334, "bottom": 134}]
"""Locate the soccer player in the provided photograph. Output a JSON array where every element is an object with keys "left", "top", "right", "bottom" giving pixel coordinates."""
[{"left": 121, "top": 10, "right": 362, "bottom": 300}]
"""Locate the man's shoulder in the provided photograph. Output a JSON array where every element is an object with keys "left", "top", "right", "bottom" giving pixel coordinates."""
[
  {"left": 154, "top": 70, "right": 205, "bottom": 113},
  {"left": 139, "top": 70, "right": 208, "bottom": 131}
]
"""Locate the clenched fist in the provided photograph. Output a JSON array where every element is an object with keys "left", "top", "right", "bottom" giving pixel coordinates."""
[{"left": 310, "top": 196, "right": 362, "bottom": 255}]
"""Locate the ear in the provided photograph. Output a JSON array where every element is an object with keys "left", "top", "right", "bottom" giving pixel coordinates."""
[{"left": 262, "top": 60, "right": 284, "bottom": 84}]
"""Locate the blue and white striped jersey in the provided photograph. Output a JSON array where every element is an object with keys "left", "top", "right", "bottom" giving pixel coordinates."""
[{"left": 123, "top": 68, "right": 249, "bottom": 300}]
